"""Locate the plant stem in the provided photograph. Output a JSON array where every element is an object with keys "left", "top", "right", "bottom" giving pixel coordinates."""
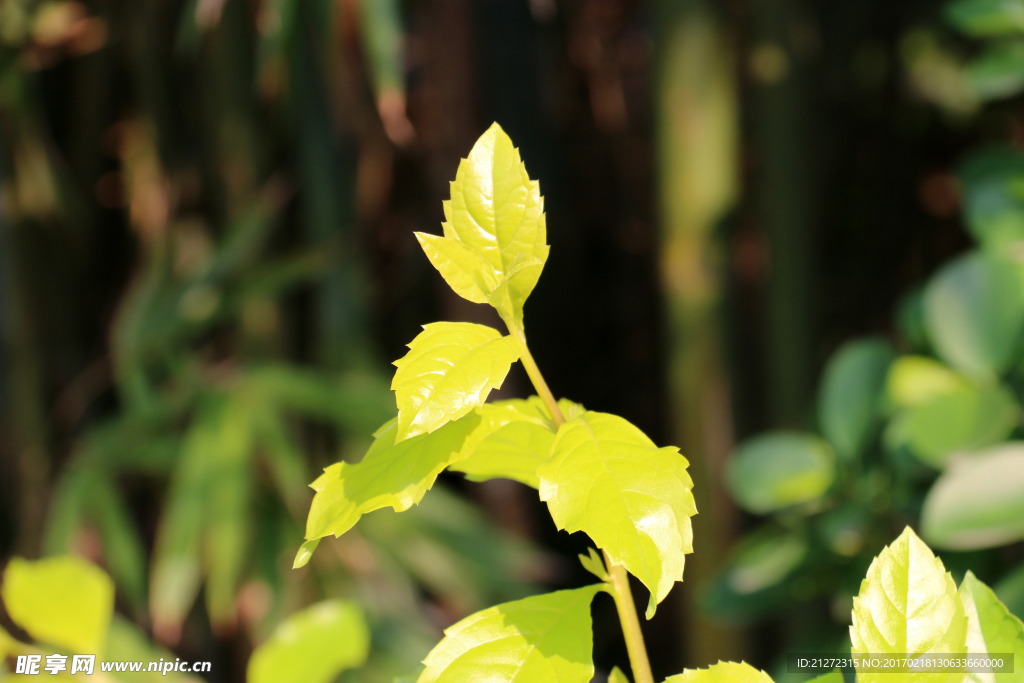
[
  {"left": 507, "top": 321, "right": 654, "bottom": 683},
  {"left": 505, "top": 322, "right": 565, "bottom": 427},
  {"left": 605, "top": 550, "right": 656, "bottom": 683}
]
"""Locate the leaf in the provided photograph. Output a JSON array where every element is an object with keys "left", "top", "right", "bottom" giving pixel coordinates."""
[
  {"left": 420, "top": 122, "right": 550, "bottom": 327},
  {"left": 417, "top": 585, "right": 602, "bottom": 683},
  {"left": 89, "top": 474, "right": 148, "bottom": 611},
  {"left": 959, "top": 571, "right": 1024, "bottom": 683},
  {"left": 805, "top": 671, "right": 845, "bottom": 683},
  {"left": 248, "top": 600, "right": 370, "bottom": 683},
  {"left": 947, "top": 0, "right": 1024, "bottom": 37},
  {"left": 921, "top": 443, "right": 1024, "bottom": 549},
  {"left": 850, "top": 527, "right": 967, "bottom": 683},
  {"left": 818, "top": 338, "right": 896, "bottom": 460},
  {"left": 415, "top": 232, "right": 498, "bottom": 304},
  {"left": 609, "top": 667, "right": 630, "bottom": 683},
  {"left": 663, "top": 661, "right": 774, "bottom": 683},
  {"left": 305, "top": 414, "right": 481, "bottom": 542},
  {"left": 888, "top": 356, "right": 967, "bottom": 409},
  {"left": 538, "top": 412, "right": 695, "bottom": 618},
  {"left": 902, "top": 383, "right": 1018, "bottom": 467},
  {"left": 579, "top": 548, "right": 609, "bottom": 582},
  {"left": 1, "top": 556, "right": 114, "bottom": 654},
  {"left": 923, "top": 251, "right": 1024, "bottom": 379},
  {"left": 960, "top": 148, "right": 1024, "bottom": 253},
  {"left": 725, "top": 530, "right": 808, "bottom": 595},
  {"left": 449, "top": 398, "right": 557, "bottom": 487},
  {"left": 725, "top": 432, "right": 836, "bottom": 514},
  {"left": 104, "top": 615, "right": 205, "bottom": 682},
  {"left": 392, "top": 322, "right": 520, "bottom": 441},
  {"left": 292, "top": 539, "right": 320, "bottom": 569},
  {"left": 971, "top": 41, "right": 1024, "bottom": 100},
  {"left": 995, "top": 563, "right": 1024, "bottom": 621}
]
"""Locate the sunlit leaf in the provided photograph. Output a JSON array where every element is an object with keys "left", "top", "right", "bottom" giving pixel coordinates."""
[
  {"left": 850, "top": 527, "right": 967, "bottom": 683},
  {"left": 248, "top": 600, "right": 370, "bottom": 683},
  {"left": 305, "top": 414, "right": 480, "bottom": 542},
  {"left": 947, "top": 0, "right": 1024, "bottom": 37},
  {"left": 902, "top": 383, "right": 1018, "bottom": 467},
  {"left": 449, "top": 398, "right": 557, "bottom": 487},
  {"left": 888, "top": 356, "right": 967, "bottom": 409},
  {"left": 923, "top": 251, "right": 1024, "bottom": 379},
  {"left": 578, "top": 547, "right": 609, "bottom": 582},
  {"left": 609, "top": 667, "right": 630, "bottom": 683},
  {"left": 818, "top": 338, "right": 896, "bottom": 460},
  {"left": 1, "top": 556, "right": 114, "bottom": 654},
  {"left": 538, "top": 412, "right": 695, "bottom": 618},
  {"left": 922, "top": 443, "right": 1024, "bottom": 549},
  {"left": 805, "top": 671, "right": 844, "bottom": 683},
  {"left": 959, "top": 571, "right": 1024, "bottom": 683},
  {"left": 726, "top": 432, "right": 836, "bottom": 514},
  {"left": 419, "top": 123, "right": 550, "bottom": 327},
  {"left": 392, "top": 322, "right": 520, "bottom": 441},
  {"left": 663, "top": 661, "right": 773, "bottom": 683},
  {"left": 417, "top": 585, "right": 602, "bottom": 683}
]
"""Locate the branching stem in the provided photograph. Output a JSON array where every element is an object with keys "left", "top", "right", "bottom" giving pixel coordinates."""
[{"left": 507, "top": 318, "right": 655, "bottom": 683}]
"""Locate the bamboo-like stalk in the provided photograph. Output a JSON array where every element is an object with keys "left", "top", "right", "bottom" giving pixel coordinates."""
[{"left": 655, "top": 0, "right": 746, "bottom": 667}]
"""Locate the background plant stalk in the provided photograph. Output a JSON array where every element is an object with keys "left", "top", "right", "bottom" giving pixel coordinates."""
[{"left": 510, "top": 321, "right": 656, "bottom": 683}]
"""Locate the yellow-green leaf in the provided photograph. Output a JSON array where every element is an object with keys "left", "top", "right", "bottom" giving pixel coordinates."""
[
  {"left": 415, "top": 232, "right": 499, "bottom": 304},
  {"left": 433, "top": 122, "right": 550, "bottom": 326},
  {"left": 664, "top": 661, "right": 774, "bottom": 683},
  {"left": 609, "top": 666, "right": 630, "bottom": 683},
  {"left": 248, "top": 600, "right": 369, "bottom": 683},
  {"left": 850, "top": 527, "right": 967, "bottom": 683},
  {"left": 392, "top": 322, "right": 520, "bottom": 441},
  {"left": 1, "top": 556, "right": 114, "bottom": 654},
  {"left": 305, "top": 414, "right": 480, "bottom": 541},
  {"left": 449, "top": 398, "right": 556, "bottom": 487},
  {"left": 417, "top": 585, "right": 602, "bottom": 683},
  {"left": 805, "top": 671, "right": 845, "bottom": 683},
  {"left": 538, "top": 411, "right": 696, "bottom": 618},
  {"left": 960, "top": 571, "right": 1024, "bottom": 683},
  {"left": 888, "top": 356, "right": 967, "bottom": 408}
]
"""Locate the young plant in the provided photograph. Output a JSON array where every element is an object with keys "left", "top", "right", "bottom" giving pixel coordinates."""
[{"left": 296, "top": 123, "right": 698, "bottom": 683}]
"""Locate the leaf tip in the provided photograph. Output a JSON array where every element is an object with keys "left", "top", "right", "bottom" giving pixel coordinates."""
[{"left": 293, "top": 539, "right": 320, "bottom": 569}]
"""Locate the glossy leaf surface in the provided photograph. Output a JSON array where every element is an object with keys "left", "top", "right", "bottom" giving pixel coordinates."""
[
  {"left": 818, "top": 338, "right": 895, "bottom": 459},
  {"left": 921, "top": 443, "right": 1024, "bottom": 549},
  {"left": 248, "top": 600, "right": 370, "bottom": 683},
  {"left": 305, "top": 414, "right": 479, "bottom": 546},
  {"left": 449, "top": 398, "right": 557, "bottom": 487},
  {"left": 726, "top": 432, "right": 836, "bottom": 514},
  {"left": 417, "top": 123, "right": 550, "bottom": 327},
  {"left": 1, "top": 556, "right": 114, "bottom": 654},
  {"left": 538, "top": 412, "right": 695, "bottom": 617},
  {"left": 923, "top": 251, "right": 1024, "bottom": 379},
  {"left": 960, "top": 571, "right": 1024, "bottom": 683},
  {"left": 663, "top": 661, "right": 774, "bottom": 683},
  {"left": 418, "top": 585, "right": 602, "bottom": 683},
  {"left": 850, "top": 527, "right": 967, "bottom": 683},
  {"left": 392, "top": 322, "right": 520, "bottom": 441}
]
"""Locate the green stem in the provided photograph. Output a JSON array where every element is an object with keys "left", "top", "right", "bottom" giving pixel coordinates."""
[
  {"left": 505, "top": 321, "right": 565, "bottom": 427},
  {"left": 605, "top": 551, "right": 656, "bottom": 683},
  {"left": 504, "top": 317, "right": 654, "bottom": 683}
]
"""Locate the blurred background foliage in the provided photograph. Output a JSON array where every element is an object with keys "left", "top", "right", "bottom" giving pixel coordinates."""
[{"left": 1, "top": 0, "right": 1023, "bottom": 681}]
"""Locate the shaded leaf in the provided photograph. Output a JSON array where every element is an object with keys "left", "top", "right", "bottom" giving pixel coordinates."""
[
  {"left": 922, "top": 443, "right": 1024, "bottom": 549},
  {"left": 947, "top": 0, "right": 1024, "bottom": 37},
  {"left": 850, "top": 527, "right": 967, "bottom": 683},
  {"left": 664, "top": 661, "right": 773, "bottom": 683},
  {"left": 305, "top": 414, "right": 481, "bottom": 542},
  {"left": 923, "top": 251, "right": 1024, "bottom": 379},
  {"left": 418, "top": 585, "right": 602, "bottom": 683},
  {"left": 888, "top": 356, "right": 967, "bottom": 409},
  {"left": 1, "top": 556, "right": 114, "bottom": 654},
  {"left": 819, "top": 338, "right": 896, "bottom": 460},
  {"left": 726, "top": 432, "right": 836, "bottom": 514},
  {"left": 959, "top": 571, "right": 1024, "bottom": 683},
  {"left": 248, "top": 600, "right": 370, "bottom": 683},
  {"left": 971, "top": 41, "right": 1024, "bottom": 100},
  {"left": 538, "top": 412, "right": 695, "bottom": 618},
  {"left": 392, "top": 322, "right": 520, "bottom": 441},
  {"left": 104, "top": 615, "right": 205, "bottom": 682},
  {"left": 960, "top": 148, "right": 1024, "bottom": 253}
]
